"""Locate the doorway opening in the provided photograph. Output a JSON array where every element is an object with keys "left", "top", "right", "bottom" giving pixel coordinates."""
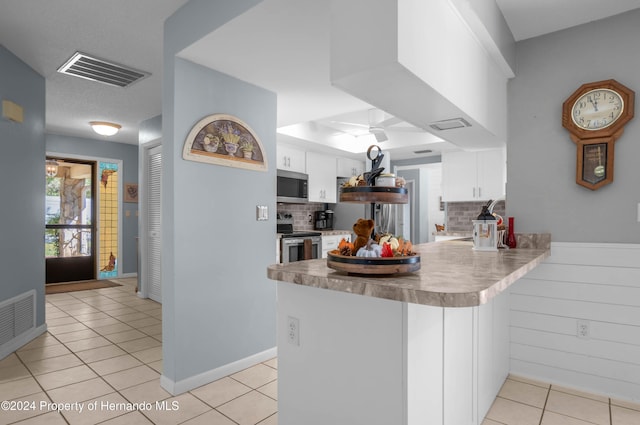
[
  {"left": 45, "top": 158, "right": 96, "bottom": 283},
  {"left": 45, "top": 156, "right": 123, "bottom": 283}
]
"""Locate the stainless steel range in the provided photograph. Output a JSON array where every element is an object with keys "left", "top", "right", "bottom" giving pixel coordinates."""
[{"left": 277, "top": 213, "right": 322, "bottom": 263}]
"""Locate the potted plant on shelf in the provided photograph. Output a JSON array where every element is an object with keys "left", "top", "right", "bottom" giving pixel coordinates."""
[
  {"left": 201, "top": 133, "right": 220, "bottom": 152},
  {"left": 240, "top": 139, "right": 255, "bottom": 159},
  {"left": 219, "top": 123, "right": 241, "bottom": 156}
]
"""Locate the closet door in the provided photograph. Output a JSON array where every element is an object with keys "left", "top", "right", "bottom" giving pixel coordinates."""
[{"left": 144, "top": 145, "right": 162, "bottom": 303}]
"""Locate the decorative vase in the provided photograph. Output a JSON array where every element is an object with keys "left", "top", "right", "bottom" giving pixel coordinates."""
[
  {"left": 506, "top": 217, "right": 517, "bottom": 249},
  {"left": 242, "top": 150, "right": 253, "bottom": 160},
  {"left": 224, "top": 143, "right": 238, "bottom": 156},
  {"left": 202, "top": 141, "right": 219, "bottom": 152}
]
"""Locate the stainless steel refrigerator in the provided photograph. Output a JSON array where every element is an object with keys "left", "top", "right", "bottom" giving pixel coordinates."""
[{"left": 331, "top": 178, "right": 367, "bottom": 235}]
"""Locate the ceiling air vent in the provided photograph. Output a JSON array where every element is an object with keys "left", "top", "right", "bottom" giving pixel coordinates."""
[
  {"left": 414, "top": 149, "right": 433, "bottom": 154},
  {"left": 57, "top": 52, "right": 150, "bottom": 88},
  {"left": 429, "top": 118, "right": 471, "bottom": 131}
]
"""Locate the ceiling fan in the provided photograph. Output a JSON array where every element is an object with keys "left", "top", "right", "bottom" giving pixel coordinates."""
[{"left": 329, "top": 108, "right": 424, "bottom": 143}]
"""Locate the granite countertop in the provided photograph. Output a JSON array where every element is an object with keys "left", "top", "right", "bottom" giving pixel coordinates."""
[{"left": 267, "top": 235, "right": 551, "bottom": 308}]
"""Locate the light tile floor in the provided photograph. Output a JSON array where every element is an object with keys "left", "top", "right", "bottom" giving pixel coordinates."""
[{"left": 1, "top": 277, "right": 638, "bottom": 425}]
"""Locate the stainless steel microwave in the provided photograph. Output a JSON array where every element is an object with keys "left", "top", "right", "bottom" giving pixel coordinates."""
[{"left": 277, "top": 170, "right": 308, "bottom": 203}]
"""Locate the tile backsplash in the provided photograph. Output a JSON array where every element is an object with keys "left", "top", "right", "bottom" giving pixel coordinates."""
[
  {"left": 277, "top": 203, "right": 326, "bottom": 231},
  {"left": 445, "top": 200, "right": 506, "bottom": 232}
]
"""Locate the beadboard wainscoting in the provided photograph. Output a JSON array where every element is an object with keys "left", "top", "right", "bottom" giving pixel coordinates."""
[{"left": 509, "top": 242, "right": 640, "bottom": 403}]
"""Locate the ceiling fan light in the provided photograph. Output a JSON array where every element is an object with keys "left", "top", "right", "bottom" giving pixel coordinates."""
[{"left": 90, "top": 121, "right": 121, "bottom": 136}]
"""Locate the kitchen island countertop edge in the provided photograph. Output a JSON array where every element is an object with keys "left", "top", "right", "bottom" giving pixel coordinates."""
[{"left": 267, "top": 236, "right": 551, "bottom": 308}]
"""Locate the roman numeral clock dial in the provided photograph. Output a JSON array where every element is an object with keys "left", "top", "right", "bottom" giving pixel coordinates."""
[{"left": 562, "top": 79, "right": 634, "bottom": 190}]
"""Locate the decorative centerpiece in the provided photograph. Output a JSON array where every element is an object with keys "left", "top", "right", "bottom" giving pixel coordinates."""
[
  {"left": 327, "top": 145, "right": 420, "bottom": 275},
  {"left": 327, "top": 223, "right": 420, "bottom": 275}
]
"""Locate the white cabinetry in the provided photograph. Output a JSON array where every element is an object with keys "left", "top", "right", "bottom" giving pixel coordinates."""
[
  {"left": 321, "top": 233, "right": 351, "bottom": 259},
  {"left": 336, "top": 157, "right": 364, "bottom": 178},
  {"left": 278, "top": 145, "right": 306, "bottom": 173},
  {"left": 277, "top": 282, "right": 510, "bottom": 425},
  {"left": 442, "top": 149, "right": 505, "bottom": 202},
  {"left": 306, "top": 152, "right": 337, "bottom": 203}
]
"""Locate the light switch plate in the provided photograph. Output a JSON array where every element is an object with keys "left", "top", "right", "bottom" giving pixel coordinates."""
[{"left": 256, "top": 205, "right": 268, "bottom": 221}]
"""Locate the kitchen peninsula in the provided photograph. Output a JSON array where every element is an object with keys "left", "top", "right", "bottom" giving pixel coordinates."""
[{"left": 267, "top": 237, "right": 550, "bottom": 425}]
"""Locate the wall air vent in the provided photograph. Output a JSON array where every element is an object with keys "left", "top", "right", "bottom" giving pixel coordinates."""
[
  {"left": 414, "top": 149, "right": 433, "bottom": 154},
  {"left": 429, "top": 118, "right": 471, "bottom": 131},
  {"left": 57, "top": 52, "right": 150, "bottom": 88},
  {"left": 0, "top": 290, "right": 35, "bottom": 347}
]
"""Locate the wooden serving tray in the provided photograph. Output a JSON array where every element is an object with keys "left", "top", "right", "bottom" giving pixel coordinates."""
[
  {"left": 327, "top": 252, "right": 420, "bottom": 275},
  {"left": 340, "top": 186, "right": 408, "bottom": 204}
]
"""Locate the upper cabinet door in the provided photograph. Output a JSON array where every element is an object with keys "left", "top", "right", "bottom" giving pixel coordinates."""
[
  {"left": 476, "top": 149, "right": 505, "bottom": 202},
  {"left": 442, "top": 149, "right": 505, "bottom": 202},
  {"left": 442, "top": 151, "right": 478, "bottom": 202},
  {"left": 306, "top": 152, "right": 337, "bottom": 203},
  {"left": 337, "top": 157, "right": 365, "bottom": 178},
  {"left": 278, "top": 145, "right": 306, "bottom": 174}
]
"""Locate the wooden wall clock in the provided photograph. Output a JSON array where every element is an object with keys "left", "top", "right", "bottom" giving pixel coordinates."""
[{"left": 562, "top": 79, "right": 634, "bottom": 190}]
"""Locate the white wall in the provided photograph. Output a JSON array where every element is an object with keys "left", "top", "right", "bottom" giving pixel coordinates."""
[
  {"left": 507, "top": 10, "right": 640, "bottom": 243},
  {"left": 506, "top": 9, "right": 640, "bottom": 402},
  {"left": 162, "top": 0, "right": 276, "bottom": 394},
  {"left": 0, "top": 46, "right": 46, "bottom": 335},
  {"left": 510, "top": 243, "right": 640, "bottom": 402}
]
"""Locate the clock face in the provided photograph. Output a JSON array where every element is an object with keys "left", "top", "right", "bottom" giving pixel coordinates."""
[{"left": 571, "top": 88, "right": 624, "bottom": 130}]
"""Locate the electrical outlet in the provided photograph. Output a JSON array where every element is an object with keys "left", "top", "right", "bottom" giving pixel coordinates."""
[
  {"left": 287, "top": 316, "right": 300, "bottom": 346},
  {"left": 577, "top": 319, "right": 590, "bottom": 339}
]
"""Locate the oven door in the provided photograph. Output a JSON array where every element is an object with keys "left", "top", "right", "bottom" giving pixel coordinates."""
[{"left": 281, "top": 237, "right": 321, "bottom": 263}]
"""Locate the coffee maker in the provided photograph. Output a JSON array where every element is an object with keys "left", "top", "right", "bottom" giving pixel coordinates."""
[{"left": 314, "top": 210, "right": 334, "bottom": 230}]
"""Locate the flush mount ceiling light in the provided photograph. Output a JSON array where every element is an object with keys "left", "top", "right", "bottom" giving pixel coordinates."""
[
  {"left": 45, "top": 159, "right": 59, "bottom": 177},
  {"left": 428, "top": 118, "right": 471, "bottom": 131},
  {"left": 90, "top": 121, "right": 121, "bottom": 136}
]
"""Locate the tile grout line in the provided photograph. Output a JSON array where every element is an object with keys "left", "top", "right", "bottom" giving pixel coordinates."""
[
  {"left": 609, "top": 397, "right": 612, "bottom": 425},
  {"left": 49, "top": 283, "right": 160, "bottom": 425},
  {"left": 538, "top": 385, "right": 551, "bottom": 425}
]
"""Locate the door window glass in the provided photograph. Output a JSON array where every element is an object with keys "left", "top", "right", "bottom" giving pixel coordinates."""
[{"left": 99, "top": 162, "right": 119, "bottom": 279}]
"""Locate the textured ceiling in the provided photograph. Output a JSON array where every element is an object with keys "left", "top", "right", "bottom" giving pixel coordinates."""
[{"left": 1, "top": 0, "right": 638, "bottom": 159}]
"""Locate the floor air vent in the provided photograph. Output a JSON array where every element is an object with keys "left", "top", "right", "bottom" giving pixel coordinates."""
[
  {"left": 57, "top": 52, "right": 150, "bottom": 88},
  {"left": 0, "top": 290, "right": 36, "bottom": 346}
]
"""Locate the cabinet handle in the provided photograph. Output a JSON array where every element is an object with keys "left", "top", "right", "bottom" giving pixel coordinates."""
[
  {"left": 478, "top": 187, "right": 482, "bottom": 198},
  {"left": 473, "top": 187, "right": 476, "bottom": 198}
]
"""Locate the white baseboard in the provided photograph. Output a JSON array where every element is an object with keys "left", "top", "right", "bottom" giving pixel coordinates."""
[
  {"left": 119, "top": 273, "right": 138, "bottom": 278},
  {"left": 0, "top": 324, "right": 47, "bottom": 361},
  {"left": 160, "top": 347, "right": 277, "bottom": 395}
]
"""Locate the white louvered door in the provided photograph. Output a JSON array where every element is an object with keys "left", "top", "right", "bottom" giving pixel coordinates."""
[{"left": 145, "top": 145, "right": 162, "bottom": 303}]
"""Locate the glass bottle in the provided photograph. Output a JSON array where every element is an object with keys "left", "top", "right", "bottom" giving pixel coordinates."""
[{"left": 506, "top": 217, "right": 517, "bottom": 249}]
